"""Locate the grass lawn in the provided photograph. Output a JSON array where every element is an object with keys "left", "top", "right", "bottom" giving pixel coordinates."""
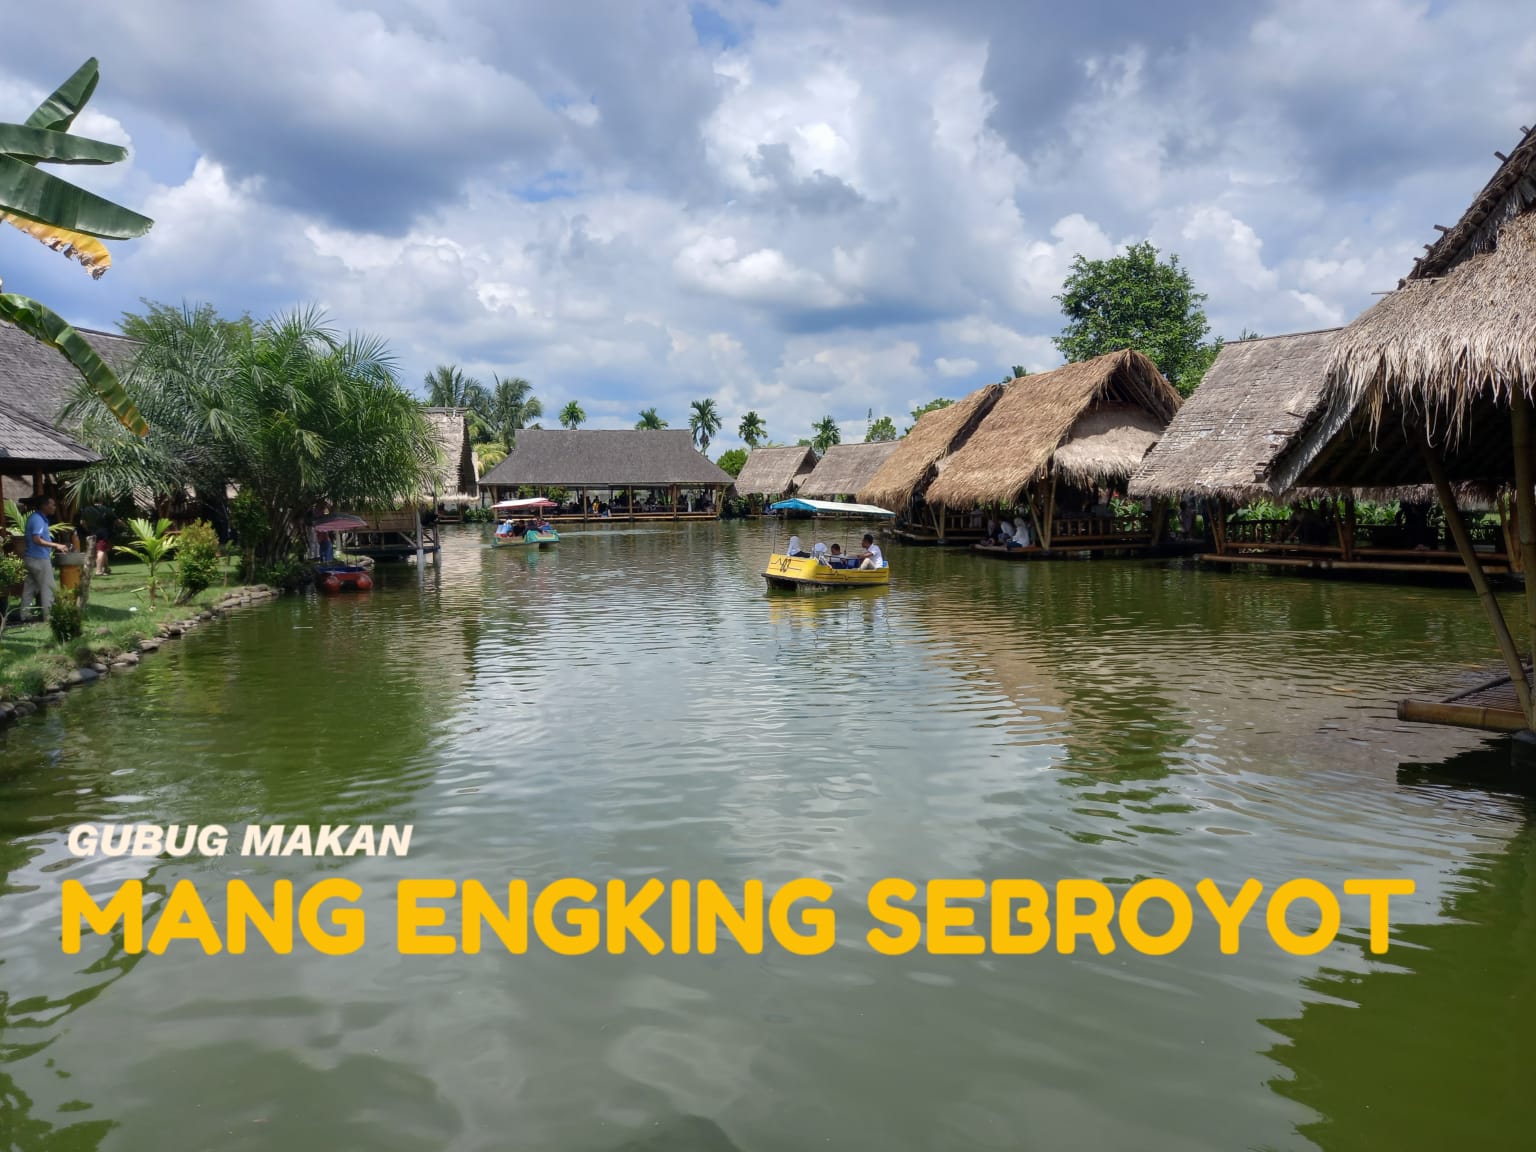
[{"left": 1, "top": 559, "right": 253, "bottom": 701}]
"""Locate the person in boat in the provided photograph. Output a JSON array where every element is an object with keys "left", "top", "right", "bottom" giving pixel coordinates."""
[
  {"left": 785, "top": 535, "right": 812, "bottom": 558},
  {"left": 812, "top": 542, "right": 829, "bottom": 564},
  {"left": 827, "top": 542, "right": 851, "bottom": 568},
  {"left": 1006, "top": 518, "right": 1032, "bottom": 549},
  {"left": 851, "top": 533, "right": 884, "bottom": 570}
]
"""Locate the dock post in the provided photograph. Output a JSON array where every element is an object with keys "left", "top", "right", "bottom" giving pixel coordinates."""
[{"left": 1511, "top": 390, "right": 1536, "bottom": 672}]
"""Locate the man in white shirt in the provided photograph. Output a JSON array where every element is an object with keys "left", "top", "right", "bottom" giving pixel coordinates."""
[{"left": 854, "top": 533, "right": 884, "bottom": 570}]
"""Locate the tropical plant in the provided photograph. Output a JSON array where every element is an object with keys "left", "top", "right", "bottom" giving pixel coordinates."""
[
  {"left": 70, "top": 304, "right": 439, "bottom": 566},
  {"left": 1054, "top": 240, "right": 1220, "bottom": 396},
  {"left": 636, "top": 407, "right": 667, "bottom": 430},
  {"left": 474, "top": 442, "right": 507, "bottom": 472},
  {"left": 227, "top": 489, "right": 268, "bottom": 582},
  {"left": 688, "top": 399, "right": 722, "bottom": 453},
  {"left": 423, "top": 365, "right": 493, "bottom": 440},
  {"left": 716, "top": 447, "right": 748, "bottom": 477},
  {"left": 1, "top": 58, "right": 151, "bottom": 435},
  {"left": 866, "top": 416, "right": 898, "bottom": 442},
  {"left": 490, "top": 375, "right": 542, "bottom": 448},
  {"left": 114, "top": 517, "right": 178, "bottom": 603},
  {"left": 906, "top": 398, "right": 953, "bottom": 433},
  {"left": 811, "top": 416, "right": 842, "bottom": 453},
  {"left": 48, "top": 587, "right": 82, "bottom": 643},
  {"left": 559, "top": 401, "right": 586, "bottom": 429},
  {"left": 175, "top": 519, "right": 222, "bottom": 601},
  {"left": 738, "top": 410, "right": 766, "bottom": 447}
]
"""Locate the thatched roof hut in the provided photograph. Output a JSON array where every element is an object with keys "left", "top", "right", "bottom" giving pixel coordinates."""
[
  {"left": 858, "top": 384, "right": 1005, "bottom": 509},
  {"left": 797, "top": 441, "right": 900, "bottom": 499},
  {"left": 1128, "top": 330, "right": 1341, "bottom": 501},
  {"left": 732, "top": 445, "right": 818, "bottom": 498},
  {"left": 926, "top": 350, "right": 1181, "bottom": 508},
  {"left": 421, "top": 407, "right": 479, "bottom": 501},
  {"left": 478, "top": 429, "right": 732, "bottom": 489}
]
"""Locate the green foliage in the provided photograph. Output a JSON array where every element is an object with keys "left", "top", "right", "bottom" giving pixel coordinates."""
[
  {"left": 907, "top": 398, "right": 953, "bottom": 433},
  {"left": 1054, "top": 240, "right": 1220, "bottom": 396},
  {"left": 71, "top": 304, "right": 438, "bottom": 565},
  {"left": 48, "top": 588, "right": 82, "bottom": 643},
  {"left": 738, "top": 410, "right": 766, "bottom": 447},
  {"left": 491, "top": 375, "right": 541, "bottom": 447},
  {"left": 257, "top": 556, "right": 310, "bottom": 591},
  {"left": 175, "top": 520, "right": 222, "bottom": 601},
  {"left": 866, "top": 416, "right": 898, "bottom": 442},
  {"left": 716, "top": 447, "right": 748, "bottom": 477},
  {"left": 811, "top": 416, "right": 841, "bottom": 453},
  {"left": 0, "top": 552, "right": 24, "bottom": 590},
  {"left": 636, "top": 407, "right": 667, "bottom": 430},
  {"left": 461, "top": 505, "right": 495, "bottom": 524},
  {"left": 113, "top": 517, "right": 178, "bottom": 603},
  {"left": 689, "top": 399, "right": 722, "bottom": 453},
  {"left": 3, "top": 499, "right": 26, "bottom": 540},
  {"left": 559, "top": 401, "right": 586, "bottom": 429}
]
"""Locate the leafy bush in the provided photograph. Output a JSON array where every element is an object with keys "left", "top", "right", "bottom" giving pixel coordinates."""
[
  {"left": 461, "top": 506, "right": 494, "bottom": 524},
  {"left": 0, "top": 552, "right": 24, "bottom": 590},
  {"left": 176, "top": 520, "right": 222, "bottom": 601},
  {"left": 50, "top": 588, "right": 83, "bottom": 643},
  {"left": 257, "top": 556, "right": 311, "bottom": 591}
]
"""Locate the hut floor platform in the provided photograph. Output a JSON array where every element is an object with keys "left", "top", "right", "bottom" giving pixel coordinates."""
[
  {"left": 1398, "top": 665, "right": 1533, "bottom": 734},
  {"left": 1201, "top": 550, "right": 1512, "bottom": 581},
  {"left": 544, "top": 512, "right": 720, "bottom": 525},
  {"left": 972, "top": 540, "right": 1196, "bottom": 561}
]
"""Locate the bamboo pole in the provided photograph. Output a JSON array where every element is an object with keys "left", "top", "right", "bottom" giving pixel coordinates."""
[
  {"left": 1341, "top": 496, "right": 1357, "bottom": 562},
  {"left": 1025, "top": 484, "right": 1045, "bottom": 549},
  {"left": 1418, "top": 427, "right": 1533, "bottom": 726},
  {"left": 1043, "top": 472, "right": 1057, "bottom": 550},
  {"left": 1512, "top": 389, "right": 1536, "bottom": 669}
]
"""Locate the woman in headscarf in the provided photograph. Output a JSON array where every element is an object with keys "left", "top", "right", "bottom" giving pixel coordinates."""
[{"left": 786, "top": 535, "right": 811, "bottom": 558}]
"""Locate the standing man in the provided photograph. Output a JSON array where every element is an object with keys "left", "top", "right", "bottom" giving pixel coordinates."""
[{"left": 20, "top": 496, "right": 67, "bottom": 620}]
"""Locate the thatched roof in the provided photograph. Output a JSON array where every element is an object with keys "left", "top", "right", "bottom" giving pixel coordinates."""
[
  {"left": 857, "top": 384, "right": 1005, "bottom": 509},
  {"left": 0, "top": 320, "right": 136, "bottom": 477},
  {"left": 1275, "top": 210, "right": 1536, "bottom": 492},
  {"left": 732, "top": 445, "right": 818, "bottom": 497},
  {"left": 478, "top": 429, "right": 733, "bottom": 487},
  {"left": 421, "top": 407, "right": 478, "bottom": 500},
  {"left": 1129, "top": 330, "right": 1341, "bottom": 500},
  {"left": 797, "top": 441, "right": 900, "bottom": 498},
  {"left": 926, "top": 350, "right": 1181, "bottom": 507},
  {"left": 1411, "top": 125, "right": 1536, "bottom": 283}
]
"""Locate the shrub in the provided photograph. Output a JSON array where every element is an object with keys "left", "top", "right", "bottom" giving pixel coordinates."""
[
  {"left": 461, "top": 506, "right": 494, "bottom": 524},
  {"left": 50, "top": 588, "right": 83, "bottom": 644},
  {"left": 176, "top": 520, "right": 222, "bottom": 601},
  {"left": 257, "top": 556, "right": 311, "bottom": 591},
  {"left": 0, "top": 552, "right": 24, "bottom": 590}
]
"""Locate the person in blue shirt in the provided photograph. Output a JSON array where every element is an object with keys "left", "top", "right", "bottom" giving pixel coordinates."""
[{"left": 20, "top": 496, "right": 66, "bottom": 620}]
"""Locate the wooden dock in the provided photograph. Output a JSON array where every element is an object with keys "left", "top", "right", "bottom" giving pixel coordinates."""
[{"left": 1399, "top": 667, "right": 1533, "bottom": 734}]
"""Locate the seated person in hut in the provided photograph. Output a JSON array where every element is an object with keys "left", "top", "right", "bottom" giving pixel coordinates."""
[
  {"left": 849, "top": 533, "right": 884, "bottom": 569},
  {"left": 1006, "top": 518, "right": 1032, "bottom": 548}
]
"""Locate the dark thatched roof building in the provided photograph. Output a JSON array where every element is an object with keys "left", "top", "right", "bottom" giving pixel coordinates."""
[
  {"left": 479, "top": 428, "right": 732, "bottom": 491},
  {"left": 858, "top": 384, "right": 1005, "bottom": 511},
  {"left": 1129, "top": 329, "right": 1342, "bottom": 502},
  {"left": 797, "top": 441, "right": 900, "bottom": 499},
  {"left": 926, "top": 349, "right": 1181, "bottom": 508},
  {"left": 732, "top": 444, "right": 818, "bottom": 498}
]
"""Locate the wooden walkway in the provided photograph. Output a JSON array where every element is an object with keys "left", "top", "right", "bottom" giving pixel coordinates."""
[{"left": 1399, "top": 666, "right": 1532, "bottom": 733}]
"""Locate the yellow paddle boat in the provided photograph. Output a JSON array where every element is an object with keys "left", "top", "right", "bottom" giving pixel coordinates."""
[{"left": 763, "top": 499, "right": 894, "bottom": 589}]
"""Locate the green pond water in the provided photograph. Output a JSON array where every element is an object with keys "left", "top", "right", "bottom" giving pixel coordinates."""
[{"left": 2, "top": 522, "right": 1534, "bottom": 1151}]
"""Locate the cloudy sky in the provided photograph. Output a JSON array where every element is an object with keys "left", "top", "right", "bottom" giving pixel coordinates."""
[{"left": 2, "top": 0, "right": 1533, "bottom": 451}]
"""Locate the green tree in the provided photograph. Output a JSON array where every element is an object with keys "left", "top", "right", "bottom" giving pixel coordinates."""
[
  {"left": 69, "top": 305, "right": 438, "bottom": 565},
  {"left": 738, "top": 410, "right": 766, "bottom": 447},
  {"left": 1053, "top": 240, "right": 1219, "bottom": 396},
  {"left": 716, "top": 447, "right": 748, "bottom": 477},
  {"left": 689, "top": 398, "right": 722, "bottom": 453},
  {"left": 1, "top": 58, "right": 152, "bottom": 435},
  {"left": 811, "top": 416, "right": 841, "bottom": 453},
  {"left": 636, "top": 407, "right": 667, "bottom": 430},
  {"left": 490, "top": 375, "right": 541, "bottom": 448},
  {"left": 906, "top": 397, "right": 953, "bottom": 434},
  {"left": 559, "top": 400, "right": 586, "bottom": 429},
  {"left": 866, "top": 416, "right": 898, "bottom": 442},
  {"left": 114, "top": 517, "right": 178, "bottom": 603}
]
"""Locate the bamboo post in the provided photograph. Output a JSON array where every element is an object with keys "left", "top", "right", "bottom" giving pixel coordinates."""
[
  {"left": 1512, "top": 389, "right": 1536, "bottom": 668},
  {"left": 937, "top": 504, "right": 947, "bottom": 543},
  {"left": 1044, "top": 473, "right": 1057, "bottom": 550},
  {"left": 1419, "top": 427, "right": 1533, "bottom": 726},
  {"left": 413, "top": 504, "right": 424, "bottom": 568},
  {"left": 1025, "top": 484, "right": 1045, "bottom": 549},
  {"left": 1341, "top": 496, "right": 1357, "bottom": 562},
  {"left": 672, "top": 484, "right": 679, "bottom": 521}
]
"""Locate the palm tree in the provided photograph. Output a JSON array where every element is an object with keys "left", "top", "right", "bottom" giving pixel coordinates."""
[
  {"left": 738, "top": 410, "right": 766, "bottom": 447},
  {"left": 113, "top": 517, "right": 178, "bottom": 603},
  {"left": 490, "top": 375, "right": 542, "bottom": 448},
  {"left": 811, "top": 416, "right": 841, "bottom": 453},
  {"left": 688, "top": 398, "right": 722, "bottom": 453},
  {"left": 423, "top": 365, "right": 486, "bottom": 410},
  {"left": 559, "top": 401, "right": 586, "bottom": 429},
  {"left": 1, "top": 58, "right": 153, "bottom": 435},
  {"left": 636, "top": 408, "right": 667, "bottom": 430}
]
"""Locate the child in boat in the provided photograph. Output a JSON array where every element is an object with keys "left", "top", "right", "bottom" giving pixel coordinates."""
[{"left": 828, "top": 543, "right": 850, "bottom": 568}]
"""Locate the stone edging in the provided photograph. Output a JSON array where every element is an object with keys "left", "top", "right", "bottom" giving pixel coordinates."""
[{"left": 0, "top": 585, "right": 283, "bottom": 728}]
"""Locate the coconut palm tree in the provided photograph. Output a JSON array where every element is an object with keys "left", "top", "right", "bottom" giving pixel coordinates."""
[
  {"left": 559, "top": 401, "right": 586, "bottom": 429},
  {"left": 1, "top": 58, "right": 152, "bottom": 435},
  {"left": 811, "top": 416, "right": 841, "bottom": 453},
  {"left": 490, "top": 375, "right": 542, "bottom": 448},
  {"left": 738, "top": 410, "right": 766, "bottom": 447},
  {"left": 636, "top": 408, "right": 667, "bottom": 430},
  {"left": 688, "top": 398, "right": 722, "bottom": 453}
]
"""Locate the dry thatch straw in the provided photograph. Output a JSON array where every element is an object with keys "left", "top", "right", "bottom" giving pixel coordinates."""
[
  {"left": 857, "top": 383, "right": 1005, "bottom": 509},
  {"left": 731, "top": 444, "right": 818, "bottom": 497},
  {"left": 925, "top": 349, "right": 1180, "bottom": 508},
  {"left": 797, "top": 441, "right": 900, "bottom": 498}
]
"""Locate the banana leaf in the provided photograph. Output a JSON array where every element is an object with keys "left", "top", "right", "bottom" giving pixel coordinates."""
[
  {"left": 0, "top": 293, "right": 148, "bottom": 435},
  {"left": 0, "top": 153, "right": 151, "bottom": 239},
  {"left": 25, "top": 59, "right": 100, "bottom": 133},
  {"left": 0, "top": 212, "right": 112, "bottom": 277},
  {"left": 0, "top": 122, "right": 127, "bottom": 165}
]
